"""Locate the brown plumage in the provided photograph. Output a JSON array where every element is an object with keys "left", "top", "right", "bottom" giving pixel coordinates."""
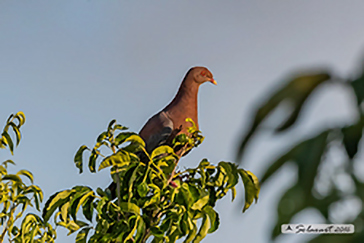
[
  {"left": 139, "top": 66, "right": 216, "bottom": 153},
  {"left": 107, "top": 66, "right": 215, "bottom": 197}
]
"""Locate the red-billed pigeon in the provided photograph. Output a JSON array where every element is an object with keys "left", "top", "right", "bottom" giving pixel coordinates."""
[
  {"left": 139, "top": 66, "right": 216, "bottom": 154},
  {"left": 107, "top": 66, "right": 216, "bottom": 196}
]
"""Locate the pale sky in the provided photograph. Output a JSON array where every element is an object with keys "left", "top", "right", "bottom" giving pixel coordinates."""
[{"left": 1, "top": 1, "right": 363, "bottom": 242}]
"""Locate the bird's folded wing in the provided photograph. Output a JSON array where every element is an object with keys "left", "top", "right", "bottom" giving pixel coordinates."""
[{"left": 139, "top": 111, "right": 174, "bottom": 153}]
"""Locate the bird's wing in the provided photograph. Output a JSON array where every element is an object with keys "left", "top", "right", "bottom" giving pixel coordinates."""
[{"left": 139, "top": 111, "right": 174, "bottom": 153}]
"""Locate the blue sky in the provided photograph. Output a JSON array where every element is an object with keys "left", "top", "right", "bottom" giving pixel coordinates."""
[{"left": 1, "top": 1, "right": 363, "bottom": 242}]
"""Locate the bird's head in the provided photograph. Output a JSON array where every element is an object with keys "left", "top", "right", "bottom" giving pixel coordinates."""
[{"left": 190, "top": 67, "right": 217, "bottom": 85}]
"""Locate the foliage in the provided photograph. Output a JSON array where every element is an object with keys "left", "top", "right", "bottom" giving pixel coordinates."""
[
  {"left": 0, "top": 112, "right": 56, "bottom": 242},
  {"left": 43, "top": 119, "right": 260, "bottom": 243},
  {"left": 236, "top": 64, "right": 364, "bottom": 241}
]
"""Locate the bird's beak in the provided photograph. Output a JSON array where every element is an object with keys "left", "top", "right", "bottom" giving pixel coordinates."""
[{"left": 209, "top": 79, "right": 217, "bottom": 85}]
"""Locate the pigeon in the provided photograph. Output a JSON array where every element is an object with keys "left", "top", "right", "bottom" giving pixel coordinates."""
[
  {"left": 107, "top": 66, "right": 216, "bottom": 197},
  {"left": 139, "top": 66, "right": 216, "bottom": 154}
]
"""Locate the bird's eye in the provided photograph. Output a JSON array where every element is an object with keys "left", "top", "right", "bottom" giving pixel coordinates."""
[{"left": 200, "top": 71, "right": 206, "bottom": 76}]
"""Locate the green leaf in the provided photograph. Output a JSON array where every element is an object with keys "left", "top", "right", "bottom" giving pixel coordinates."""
[
  {"left": 231, "top": 187, "right": 237, "bottom": 202},
  {"left": 238, "top": 169, "right": 258, "bottom": 212},
  {"left": 151, "top": 226, "right": 164, "bottom": 237},
  {"left": 70, "top": 190, "right": 94, "bottom": 222},
  {"left": 144, "top": 184, "right": 161, "bottom": 207},
  {"left": 98, "top": 150, "right": 131, "bottom": 171},
  {"left": 2, "top": 159, "right": 15, "bottom": 167},
  {"left": 74, "top": 145, "right": 89, "bottom": 174},
  {"left": 218, "top": 162, "right": 239, "bottom": 188},
  {"left": 119, "top": 202, "right": 140, "bottom": 215},
  {"left": 214, "top": 170, "right": 225, "bottom": 187},
  {"left": 82, "top": 194, "right": 95, "bottom": 222},
  {"left": 204, "top": 206, "right": 219, "bottom": 233},
  {"left": 60, "top": 201, "right": 70, "bottom": 222},
  {"left": 114, "top": 132, "right": 136, "bottom": 146},
  {"left": 245, "top": 170, "right": 260, "bottom": 201},
  {"left": 23, "top": 185, "right": 43, "bottom": 210},
  {"left": 61, "top": 220, "right": 84, "bottom": 236},
  {"left": 151, "top": 145, "right": 174, "bottom": 159},
  {"left": 179, "top": 184, "right": 195, "bottom": 208},
  {"left": 184, "top": 219, "right": 197, "bottom": 243},
  {"left": 15, "top": 111, "right": 26, "bottom": 126},
  {"left": 96, "top": 131, "right": 108, "bottom": 143},
  {"left": 108, "top": 119, "right": 116, "bottom": 131},
  {"left": 42, "top": 190, "right": 75, "bottom": 222},
  {"left": 124, "top": 216, "right": 139, "bottom": 242},
  {"left": 9, "top": 123, "right": 21, "bottom": 146},
  {"left": 124, "top": 134, "right": 145, "bottom": 147},
  {"left": 185, "top": 118, "right": 197, "bottom": 132},
  {"left": 193, "top": 213, "right": 210, "bottom": 243},
  {"left": 134, "top": 216, "right": 146, "bottom": 242},
  {"left": 2, "top": 174, "right": 22, "bottom": 184},
  {"left": 198, "top": 159, "right": 210, "bottom": 168},
  {"left": 76, "top": 227, "right": 92, "bottom": 243},
  {"left": 88, "top": 149, "right": 99, "bottom": 173},
  {"left": 2, "top": 130, "right": 14, "bottom": 154},
  {"left": 16, "top": 170, "right": 34, "bottom": 183},
  {"left": 191, "top": 190, "right": 209, "bottom": 211},
  {"left": 137, "top": 182, "right": 149, "bottom": 197},
  {"left": 114, "top": 124, "right": 128, "bottom": 131}
]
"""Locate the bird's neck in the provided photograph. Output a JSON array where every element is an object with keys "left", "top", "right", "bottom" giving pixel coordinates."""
[{"left": 164, "top": 80, "right": 200, "bottom": 123}]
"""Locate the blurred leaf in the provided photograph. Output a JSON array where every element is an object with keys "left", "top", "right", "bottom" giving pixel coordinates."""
[
  {"left": 342, "top": 116, "right": 364, "bottom": 159},
  {"left": 351, "top": 71, "right": 364, "bottom": 107},
  {"left": 271, "top": 183, "right": 341, "bottom": 240},
  {"left": 271, "top": 183, "right": 307, "bottom": 239},
  {"left": 260, "top": 130, "right": 330, "bottom": 190},
  {"left": 237, "top": 72, "right": 331, "bottom": 161}
]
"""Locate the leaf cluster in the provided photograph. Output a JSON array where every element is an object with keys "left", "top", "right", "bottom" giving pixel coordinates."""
[
  {"left": 236, "top": 65, "right": 364, "bottom": 241},
  {"left": 0, "top": 112, "right": 25, "bottom": 155},
  {"left": 0, "top": 113, "right": 56, "bottom": 242},
  {"left": 43, "top": 119, "right": 259, "bottom": 243}
]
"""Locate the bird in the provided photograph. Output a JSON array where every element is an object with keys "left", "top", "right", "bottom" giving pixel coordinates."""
[
  {"left": 107, "top": 66, "right": 216, "bottom": 197},
  {"left": 139, "top": 66, "right": 216, "bottom": 154}
]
